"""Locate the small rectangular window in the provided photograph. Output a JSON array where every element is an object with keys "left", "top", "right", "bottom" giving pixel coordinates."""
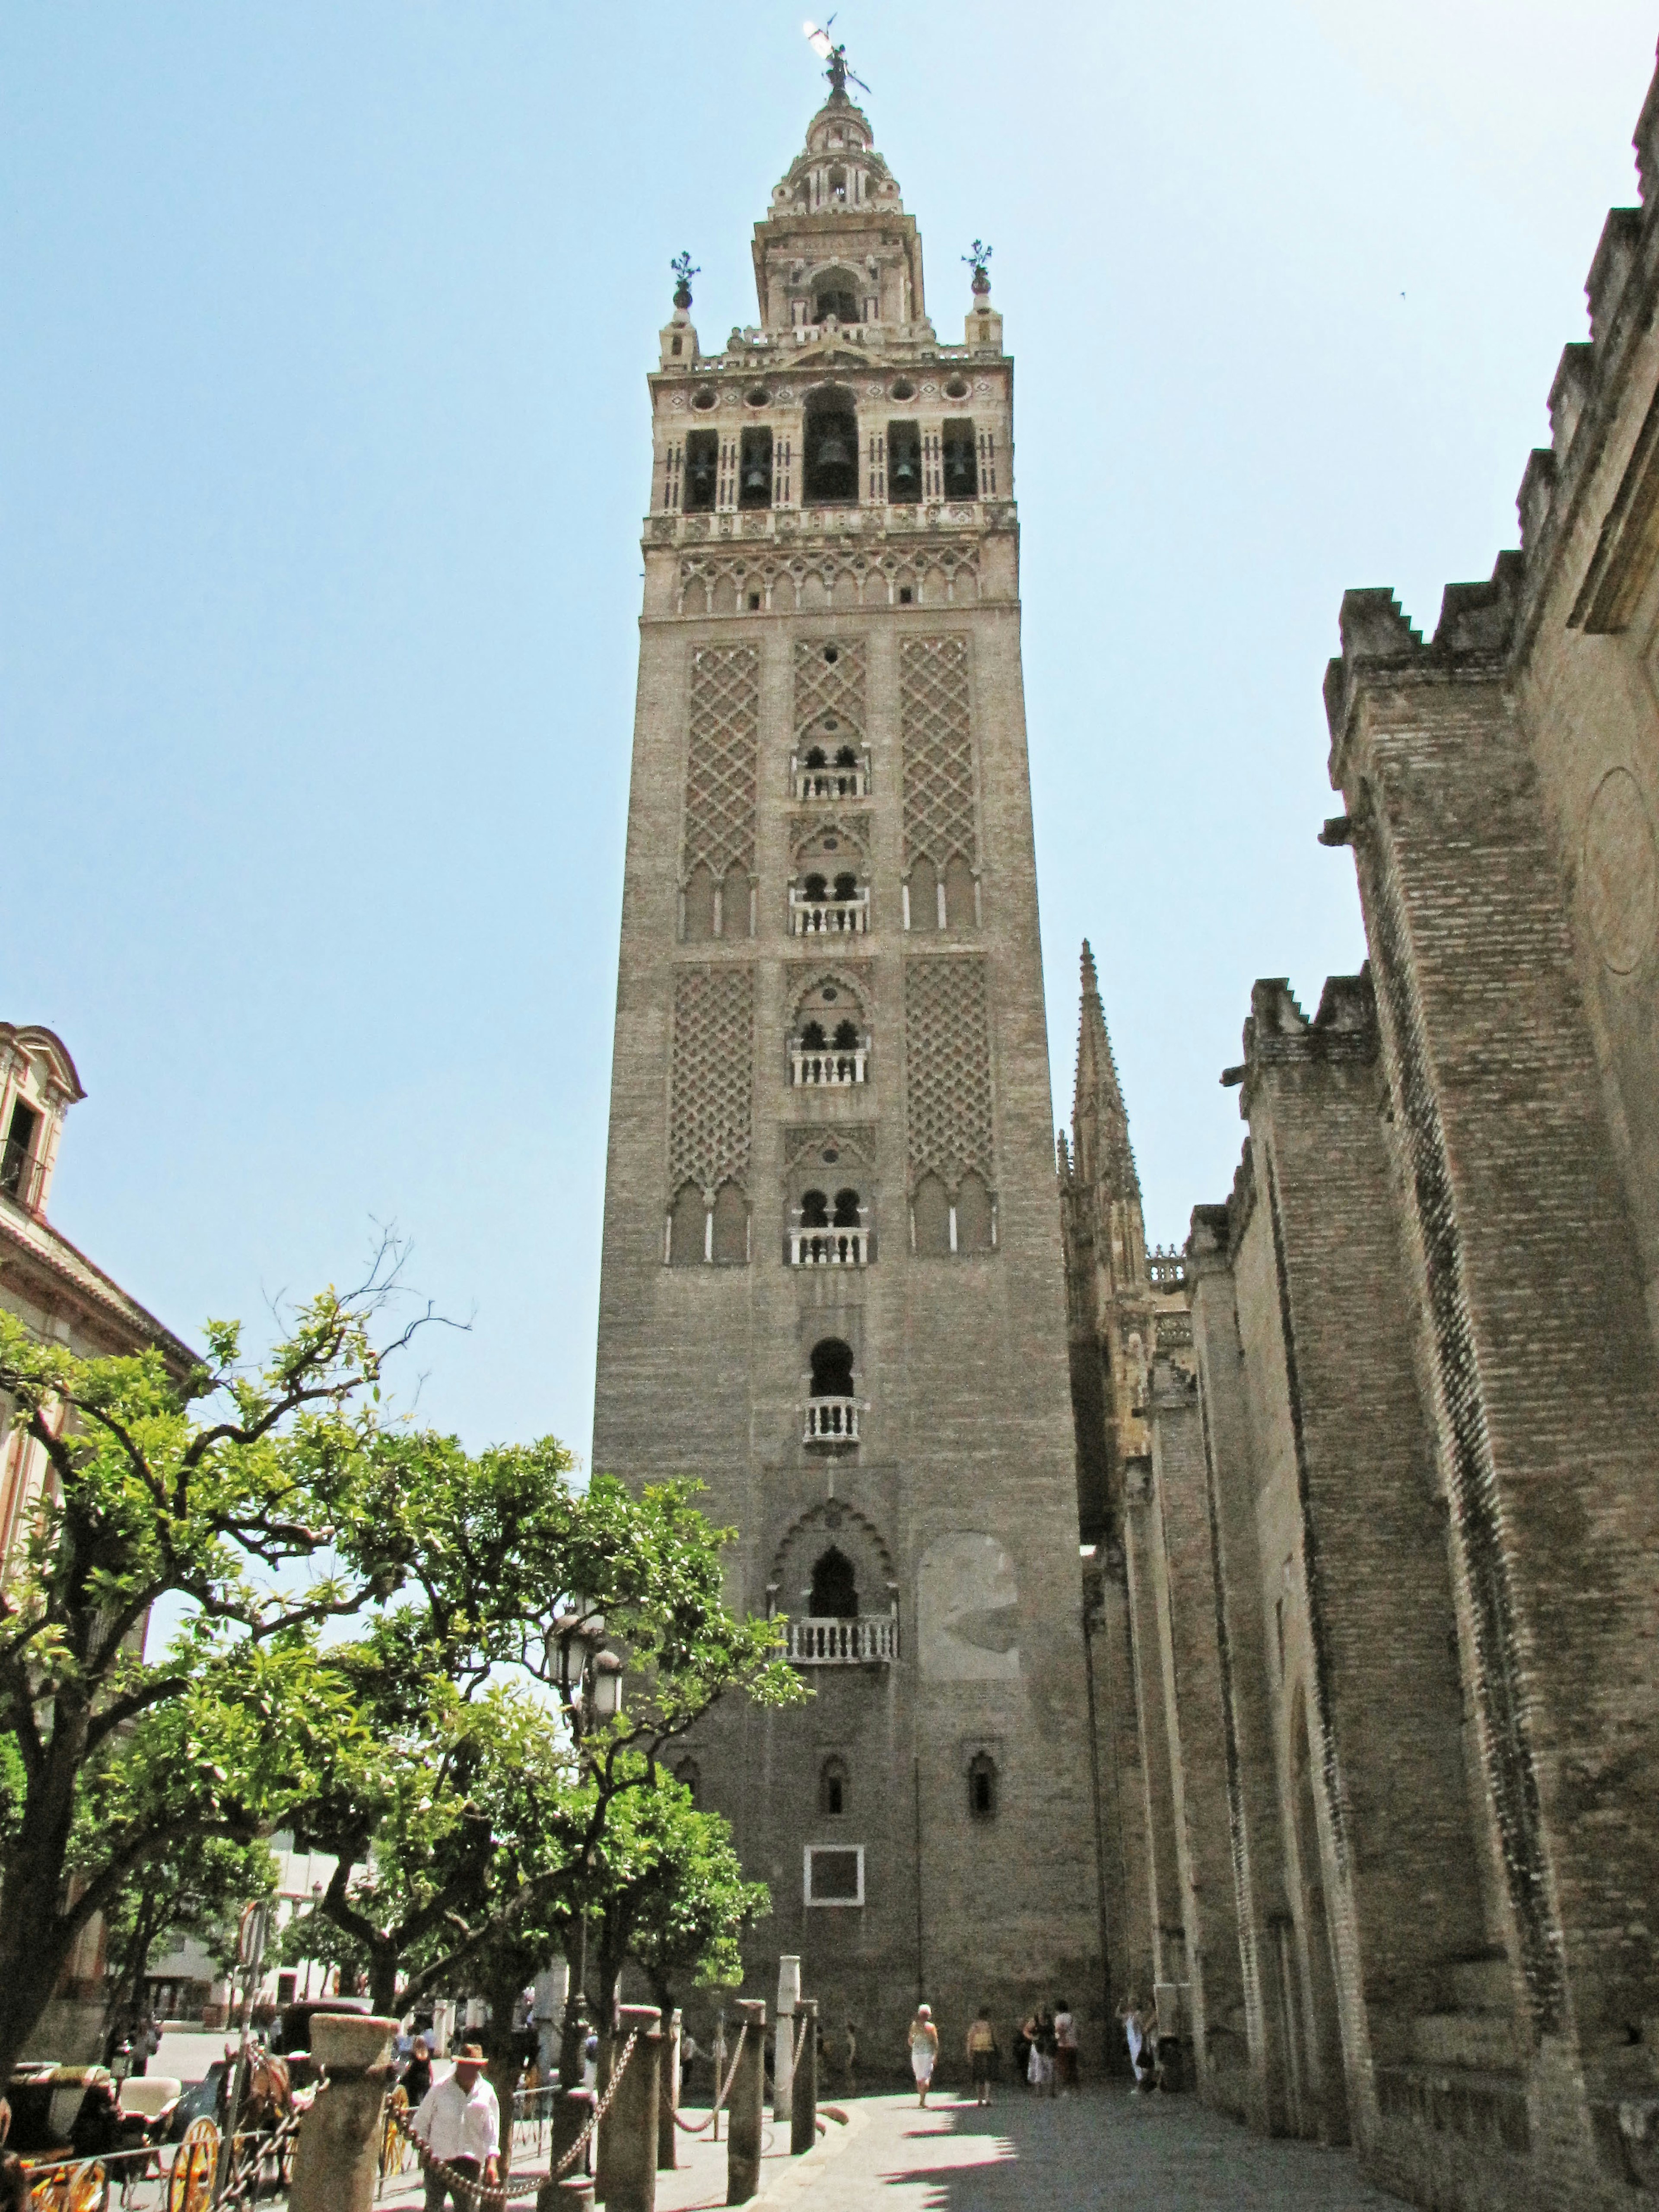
[
  {"left": 887, "top": 420, "right": 922, "bottom": 502},
  {"left": 1, "top": 1100, "right": 39, "bottom": 1200},
  {"left": 941, "top": 420, "right": 977, "bottom": 499},
  {"left": 683, "top": 429, "right": 718, "bottom": 512},
  {"left": 739, "top": 426, "right": 773, "bottom": 510},
  {"left": 804, "top": 1844, "right": 864, "bottom": 1907}
]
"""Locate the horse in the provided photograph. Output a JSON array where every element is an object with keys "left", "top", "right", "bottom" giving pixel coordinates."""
[{"left": 219, "top": 2048, "right": 295, "bottom": 2198}]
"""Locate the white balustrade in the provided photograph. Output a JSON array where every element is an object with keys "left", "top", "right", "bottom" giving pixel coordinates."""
[
  {"left": 803, "top": 1396, "right": 860, "bottom": 1444},
  {"left": 792, "top": 760, "right": 871, "bottom": 801},
  {"left": 790, "top": 889, "right": 870, "bottom": 936},
  {"left": 791, "top": 1043, "right": 867, "bottom": 1087},
  {"left": 785, "top": 1615, "right": 899, "bottom": 1665},
  {"left": 789, "top": 1227, "right": 868, "bottom": 1267}
]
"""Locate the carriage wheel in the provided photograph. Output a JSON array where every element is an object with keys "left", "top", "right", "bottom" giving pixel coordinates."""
[
  {"left": 65, "top": 2163, "right": 106, "bottom": 2212},
  {"left": 165, "top": 2118, "right": 219, "bottom": 2212},
  {"left": 380, "top": 2087, "right": 410, "bottom": 2177}
]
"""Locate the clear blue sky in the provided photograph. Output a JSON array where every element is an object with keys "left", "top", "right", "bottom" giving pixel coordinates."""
[{"left": 4, "top": 2, "right": 1654, "bottom": 1459}]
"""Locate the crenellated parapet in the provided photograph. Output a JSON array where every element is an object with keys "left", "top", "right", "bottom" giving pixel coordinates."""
[{"left": 1219, "top": 970, "right": 1379, "bottom": 1121}]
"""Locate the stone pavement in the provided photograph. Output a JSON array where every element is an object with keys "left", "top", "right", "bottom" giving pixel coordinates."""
[{"left": 752, "top": 2086, "right": 1411, "bottom": 2211}]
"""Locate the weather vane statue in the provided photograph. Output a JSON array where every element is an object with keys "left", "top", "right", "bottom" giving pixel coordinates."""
[
  {"left": 804, "top": 17, "right": 870, "bottom": 98},
  {"left": 963, "top": 240, "right": 993, "bottom": 296},
  {"left": 670, "top": 251, "right": 699, "bottom": 311}
]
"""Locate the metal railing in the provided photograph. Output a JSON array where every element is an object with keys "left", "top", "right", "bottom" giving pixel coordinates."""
[
  {"left": 0, "top": 1136, "right": 40, "bottom": 1208},
  {"left": 786, "top": 1615, "right": 898, "bottom": 1664}
]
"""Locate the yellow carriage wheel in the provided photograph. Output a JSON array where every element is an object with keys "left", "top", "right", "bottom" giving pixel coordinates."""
[
  {"left": 165, "top": 2117, "right": 218, "bottom": 2212},
  {"left": 66, "top": 2162, "right": 107, "bottom": 2212},
  {"left": 380, "top": 2086, "right": 411, "bottom": 2176}
]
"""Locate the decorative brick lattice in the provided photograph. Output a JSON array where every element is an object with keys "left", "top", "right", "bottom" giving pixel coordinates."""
[
  {"left": 683, "top": 646, "right": 760, "bottom": 878},
  {"left": 670, "top": 968, "right": 754, "bottom": 1195},
  {"left": 900, "top": 637, "right": 976, "bottom": 868},
  {"left": 904, "top": 958, "right": 993, "bottom": 1191},
  {"left": 794, "top": 637, "right": 868, "bottom": 735}
]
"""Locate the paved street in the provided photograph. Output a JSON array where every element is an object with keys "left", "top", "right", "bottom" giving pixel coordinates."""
[{"left": 728, "top": 2087, "right": 1411, "bottom": 2212}]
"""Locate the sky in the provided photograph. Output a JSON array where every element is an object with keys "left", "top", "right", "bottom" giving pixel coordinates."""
[{"left": 3, "top": 2, "right": 1655, "bottom": 1460}]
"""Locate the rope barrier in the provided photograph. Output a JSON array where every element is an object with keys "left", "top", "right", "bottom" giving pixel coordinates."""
[
  {"left": 671, "top": 2021, "right": 747, "bottom": 2136},
  {"left": 389, "top": 2028, "right": 641, "bottom": 2206}
]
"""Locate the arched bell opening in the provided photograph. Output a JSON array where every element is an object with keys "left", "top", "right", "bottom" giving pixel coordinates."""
[{"left": 804, "top": 389, "right": 859, "bottom": 506}]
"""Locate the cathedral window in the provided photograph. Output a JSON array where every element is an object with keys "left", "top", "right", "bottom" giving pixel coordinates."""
[
  {"left": 791, "top": 1187, "right": 867, "bottom": 1266},
  {"left": 668, "top": 1182, "right": 706, "bottom": 1266},
  {"left": 810, "top": 1545, "right": 859, "bottom": 1617},
  {"left": 683, "top": 429, "right": 718, "bottom": 512},
  {"left": 805, "top": 1339, "right": 859, "bottom": 1443},
  {"left": 804, "top": 1844, "right": 864, "bottom": 1907},
  {"left": 941, "top": 420, "right": 978, "bottom": 499},
  {"left": 711, "top": 1181, "right": 749, "bottom": 1264},
  {"left": 0, "top": 1100, "right": 39, "bottom": 1203},
  {"left": 967, "top": 1752, "right": 998, "bottom": 1820},
  {"left": 803, "top": 392, "right": 859, "bottom": 505},
  {"left": 819, "top": 1757, "right": 849, "bottom": 1817},
  {"left": 911, "top": 1172, "right": 951, "bottom": 1256},
  {"left": 887, "top": 420, "right": 922, "bottom": 503},
  {"left": 739, "top": 427, "right": 773, "bottom": 510}
]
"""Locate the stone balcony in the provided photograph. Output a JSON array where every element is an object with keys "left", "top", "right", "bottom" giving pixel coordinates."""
[
  {"left": 786, "top": 1615, "right": 899, "bottom": 1665},
  {"left": 791, "top": 1042, "right": 867, "bottom": 1086},
  {"left": 792, "top": 756, "right": 870, "bottom": 801},
  {"left": 789, "top": 1227, "right": 868, "bottom": 1267},
  {"left": 790, "top": 890, "right": 869, "bottom": 936},
  {"left": 646, "top": 499, "right": 1016, "bottom": 550},
  {"left": 803, "top": 1396, "right": 860, "bottom": 1446}
]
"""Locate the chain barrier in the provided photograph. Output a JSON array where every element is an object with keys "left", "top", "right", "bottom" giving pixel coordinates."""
[
  {"left": 212, "top": 2103, "right": 307, "bottom": 2209},
  {"left": 388, "top": 2026, "right": 641, "bottom": 2206},
  {"left": 671, "top": 2020, "right": 747, "bottom": 2136}
]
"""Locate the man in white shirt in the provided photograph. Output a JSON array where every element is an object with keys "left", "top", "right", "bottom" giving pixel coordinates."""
[{"left": 411, "top": 2042, "right": 500, "bottom": 2211}]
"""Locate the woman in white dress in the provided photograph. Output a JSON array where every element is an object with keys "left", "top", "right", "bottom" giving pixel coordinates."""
[{"left": 908, "top": 2005, "right": 940, "bottom": 2107}]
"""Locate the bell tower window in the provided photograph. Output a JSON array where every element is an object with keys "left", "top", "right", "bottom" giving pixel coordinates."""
[
  {"left": 804, "top": 394, "right": 859, "bottom": 505},
  {"left": 0, "top": 1100, "right": 39, "bottom": 1204},
  {"left": 887, "top": 421, "right": 922, "bottom": 503},
  {"left": 941, "top": 420, "right": 978, "bottom": 499},
  {"left": 739, "top": 427, "right": 773, "bottom": 510},
  {"left": 683, "top": 429, "right": 718, "bottom": 512}
]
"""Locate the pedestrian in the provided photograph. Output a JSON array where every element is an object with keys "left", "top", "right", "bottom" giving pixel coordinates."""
[
  {"left": 1053, "top": 1998, "right": 1079, "bottom": 2095},
  {"left": 1012, "top": 2014, "right": 1032, "bottom": 2088},
  {"left": 844, "top": 2018, "right": 858, "bottom": 2093},
  {"left": 965, "top": 2009, "right": 997, "bottom": 2107},
  {"left": 1030, "top": 2008, "right": 1058, "bottom": 2097},
  {"left": 410, "top": 2041, "right": 500, "bottom": 2212},
  {"left": 907, "top": 2004, "right": 939, "bottom": 2107},
  {"left": 1117, "top": 1994, "right": 1152, "bottom": 2093},
  {"left": 401, "top": 2035, "right": 434, "bottom": 2108}
]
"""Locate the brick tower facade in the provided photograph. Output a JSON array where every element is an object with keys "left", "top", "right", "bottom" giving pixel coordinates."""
[{"left": 591, "top": 72, "right": 1103, "bottom": 2061}]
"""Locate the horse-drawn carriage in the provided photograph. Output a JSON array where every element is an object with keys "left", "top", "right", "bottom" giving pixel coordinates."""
[{"left": 0, "top": 2062, "right": 157, "bottom": 2209}]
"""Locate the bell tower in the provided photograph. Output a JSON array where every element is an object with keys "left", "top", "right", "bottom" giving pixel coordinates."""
[{"left": 593, "top": 60, "right": 1103, "bottom": 2057}]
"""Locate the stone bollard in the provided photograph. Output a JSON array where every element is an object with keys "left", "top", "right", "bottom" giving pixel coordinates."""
[
  {"left": 551, "top": 2085, "right": 597, "bottom": 2191},
  {"left": 790, "top": 2000, "right": 818, "bottom": 2158},
  {"left": 656, "top": 2007, "right": 681, "bottom": 2172},
  {"left": 725, "top": 1999, "right": 767, "bottom": 2205},
  {"left": 601, "top": 2004, "right": 661, "bottom": 2212},
  {"left": 537, "top": 2179, "right": 596, "bottom": 2212},
  {"left": 772, "top": 1955, "right": 800, "bottom": 2126},
  {"left": 286, "top": 2013, "right": 400, "bottom": 2212}
]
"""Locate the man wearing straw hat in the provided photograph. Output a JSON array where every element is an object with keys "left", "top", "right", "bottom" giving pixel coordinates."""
[{"left": 411, "top": 2042, "right": 501, "bottom": 2210}]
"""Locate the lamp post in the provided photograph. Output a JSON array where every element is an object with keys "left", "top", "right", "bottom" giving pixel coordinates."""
[{"left": 550, "top": 1600, "right": 626, "bottom": 2094}]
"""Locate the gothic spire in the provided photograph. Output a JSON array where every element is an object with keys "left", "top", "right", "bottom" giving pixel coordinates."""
[{"left": 1074, "top": 941, "right": 1140, "bottom": 1201}]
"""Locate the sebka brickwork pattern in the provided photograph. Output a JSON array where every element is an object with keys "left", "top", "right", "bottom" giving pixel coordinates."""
[
  {"left": 682, "top": 645, "right": 760, "bottom": 880},
  {"left": 903, "top": 956, "right": 993, "bottom": 1192},
  {"left": 669, "top": 967, "right": 754, "bottom": 1199},
  {"left": 793, "top": 636, "right": 868, "bottom": 739},
  {"left": 900, "top": 636, "right": 977, "bottom": 869}
]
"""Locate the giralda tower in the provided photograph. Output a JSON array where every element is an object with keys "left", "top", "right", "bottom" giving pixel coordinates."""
[{"left": 592, "top": 57, "right": 1103, "bottom": 2055}]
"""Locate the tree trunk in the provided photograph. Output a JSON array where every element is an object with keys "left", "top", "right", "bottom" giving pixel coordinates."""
[
  {"left": 102, "top": 1891, "right": 166, "bottom": 2065},
  {"left": 481, "top": 1954, "right": 524, "bottom": 2122},
  {"left": 369, "top": 1944, "right": 399, "bottom": 2021},
  {"left": 0, "top": 1722, "right": 94, "bottom": 2082}
]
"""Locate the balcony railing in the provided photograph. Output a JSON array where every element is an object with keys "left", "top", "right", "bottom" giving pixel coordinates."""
[
  {"left": 792, "top": 759, "right": 870, "bottom": 801},
  {"left": 789, "top": 1228, "right": 868, "bottom": 1267},
  {"left": 786, "top": 1615, "right": 898, "bottom": 1665},
  {"left": 803, "top": 1397, "right": 860, "bottom": 1445},
  {"left": 790, "top": 890, "right": 869, "bottom": 936},
  {"left": 0, "top": 1139, "right": 41, "bottom": 1211},
  {"left": 791, "top": 1044, "right": 867, "bottom": 1086}
]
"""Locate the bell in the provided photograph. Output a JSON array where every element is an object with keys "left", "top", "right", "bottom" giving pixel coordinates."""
[
  {"left": 815, "top": 428, "right": 853, "bottom": 469},
  {"left": 892, "top": 452, "right": 918, "bottom": 489},
  {"left": 743, "top": 457, "right": 770, "bottom": 493},
  {"left": 688, "top": 455, "right": 715, "bottom": 493}
]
